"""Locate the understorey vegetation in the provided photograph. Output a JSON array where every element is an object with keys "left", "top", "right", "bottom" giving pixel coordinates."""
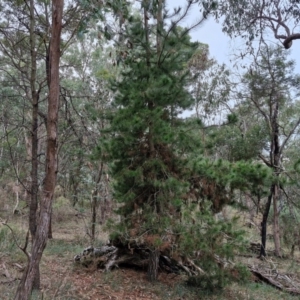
[{"left": 0, "top": 0, "right": 300, "bottom": 299}]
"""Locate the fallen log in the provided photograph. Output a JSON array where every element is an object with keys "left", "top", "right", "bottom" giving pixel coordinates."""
[
  {"left": 74, "top": 244, "right": 300, "bottom": 295},
  {"left": 249, "top": 265, "right": 300, "bottom": 296},
  {"left": 74, "top": 245, "right": 183, "bottom": 274}
]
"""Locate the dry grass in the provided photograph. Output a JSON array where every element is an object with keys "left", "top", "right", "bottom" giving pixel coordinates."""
[{"left": 0, "top": 197, "right": 300, "bottom": 299}]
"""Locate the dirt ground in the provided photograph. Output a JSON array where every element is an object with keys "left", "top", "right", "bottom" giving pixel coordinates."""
[
  {"left": 0, "top": 198, "right": 300, "bottom": 300},
  {"left": 0, "top": 202, "right": 198, "bottom": 300}
]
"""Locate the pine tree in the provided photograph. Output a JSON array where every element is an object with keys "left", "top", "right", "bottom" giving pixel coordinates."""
[
  {"left": 105, "top": 1, "right": 202, "bottom": 281},
  {"left": 100, "top": 0, "right": 270, "bottom": 284}
]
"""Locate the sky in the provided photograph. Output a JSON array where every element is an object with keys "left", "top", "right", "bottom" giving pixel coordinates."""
[{"left": 167, "top": 0, "right": 300, "bottom": 73}]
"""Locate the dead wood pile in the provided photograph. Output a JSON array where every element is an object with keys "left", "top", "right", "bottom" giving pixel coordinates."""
[
  {"left": 74, "top": 245, "right": 195, "bottom": 275},
  {"left": 74, "top": 244, "right": 300, "bottom": 295},
  {"left": 249, "top": 264, "right": 300, "bottom": 295}
]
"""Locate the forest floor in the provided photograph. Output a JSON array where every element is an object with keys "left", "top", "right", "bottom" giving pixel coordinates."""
[{"left": 0, "top": 196, "right": 300, "bottom": 299}]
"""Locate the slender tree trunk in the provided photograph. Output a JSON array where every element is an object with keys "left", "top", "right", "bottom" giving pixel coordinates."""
[
  {"left": 44, "top": 0, "right": 53, "bottom": 240},
  {"left": 14, "top": 1, "right": 63, "bottom": 298},
  {"left": 70, "top": 152, "right": 83, "bottom": 206},
  {"left": 28, "top": 0, "right": 41, "bottom": 289},
  {"left": 48, "top": 215, "right": 53, "bottom": 239},
  {"left": 272, "top": 100, "right": 282, "bottom": 257},
  {"left": 30, "top": 94, "right": 39, "bottom": 241},
  {"left": 148, "top": 249, "right": 159, "bottom": 281},
  {"left": 272, "top": 183, "right": 281, "bottom": 256},
  {"left": 47, "top": 135, "right": 53, "bottom": 240},
  {"left": 260, "top": 187, "right": 273, "bottom": 257},
  {"left": 13, "top": 181, "right": 20, "bottom": 214},
  {"left": 29, "top": 0, "right": 38, "bottom": 242},
  {"left": 91, "top": 162, "right": 104, "bottom": 243}
]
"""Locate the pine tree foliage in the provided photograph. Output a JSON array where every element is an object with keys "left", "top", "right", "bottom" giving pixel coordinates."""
[{"left": 106, "top": 8, "right": 201, "bottom": 240}]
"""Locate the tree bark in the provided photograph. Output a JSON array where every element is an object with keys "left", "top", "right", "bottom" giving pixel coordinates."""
[
  {"left": 28, "top": 0, "right": 40, "bottom": 289},
  {"left": 91, "top": 162, "right": 104, "bottom": 243},
  {"left": 147, "top": 249, "right": 159, "bottom": 281},
  {"left": 48, "top": 214, "right": 53, "bottom": 239},
  {"left": 14, "top": 0, "right": 63, "bottom": 298},
  {"left": 272, "top": 183, "right": 281, "bottom": 256},
  {"left": 260, "top": 187, "right": 273, "bottom": 257},
  {"left": 29, "top": 0, "right": 38, "bottom": 241},
  {"left": 272, "top": 100, "right": 282, "bottom": 257}
]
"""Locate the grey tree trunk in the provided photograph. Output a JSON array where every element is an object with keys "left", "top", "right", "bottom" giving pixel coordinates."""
[{"left": 271, "top": 100, "right": 282, "bottom": 257}]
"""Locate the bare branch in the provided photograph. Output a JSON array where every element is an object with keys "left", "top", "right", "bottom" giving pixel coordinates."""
[
  {"left": 259, "top": 154, "right": 272, "bottom": 168},
  {"left": 280, "top": 117, "right": 300, "bottom": 154},
  {"left": 282, "top": 33, "right": 300, "bottom": 49},
  {"left": 0, "top": 220, "right": 30, "bottom": 261}
]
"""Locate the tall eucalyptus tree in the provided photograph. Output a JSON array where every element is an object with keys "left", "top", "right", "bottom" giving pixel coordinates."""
[
  {"left": 235, "top": 45, "right": 300, "bottom": 257},
  {"left": 14, "top": 0, "right": 64, "bottom": 298},
  {"left": 0, "top": 0, "right": 83, "bottom": 296}
]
